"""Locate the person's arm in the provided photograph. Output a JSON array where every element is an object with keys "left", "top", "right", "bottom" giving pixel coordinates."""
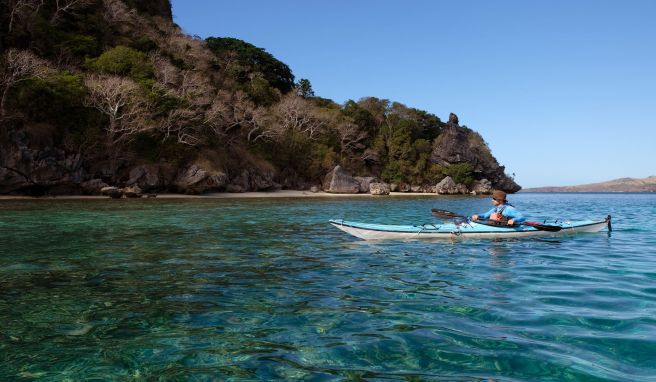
[
  {"left": 474, "top": 208, "right": 496, "bottom": 220},
  {"left": 504, "top": 207, "right": 525, "bottom": 223}
]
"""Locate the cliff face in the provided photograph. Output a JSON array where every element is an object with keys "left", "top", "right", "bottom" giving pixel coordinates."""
[
  {"left": 430, "top": 114, "right": 521, "bottom": 193},
  {"left": 0, "top": 1, "right": 520, "bottom": 195}
]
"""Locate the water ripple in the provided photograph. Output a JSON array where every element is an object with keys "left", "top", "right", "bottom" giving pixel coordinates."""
[{"left": 1, "top": 194, "right": 655, "bottom": 381}]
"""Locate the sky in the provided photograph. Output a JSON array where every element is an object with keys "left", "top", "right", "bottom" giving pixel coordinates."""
[{"left": 170, "top": 0, "right": 655, "bottom": 188}]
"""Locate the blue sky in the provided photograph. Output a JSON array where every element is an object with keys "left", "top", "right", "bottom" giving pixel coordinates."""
[{"left": 170, "top": 0, "right": 655, "bottom": 188}]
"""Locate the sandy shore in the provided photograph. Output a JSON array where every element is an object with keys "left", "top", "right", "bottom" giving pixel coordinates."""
[{"left": 0, "top": 190, "right": 450, "bottom": 200}]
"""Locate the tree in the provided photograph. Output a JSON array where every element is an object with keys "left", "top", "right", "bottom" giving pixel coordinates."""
[
  {"left": 205, "top": 90, "right": 263, "bottom": 143},
  {"left": 296, "top": 78, "right": 314, "bottom": 98},
  {"left": 83, "top": 74, "right": 151, "bottom": 145},
  {"left": 49, "top": 0, "right": 95, "bottom": 25},
  {"left": 0, "top": 49, "right": 53, "bottom": 117},
  {"left": 205, "top": 37, "right": 295, "bottom": 93},
  {"left": 333, "top": 119, "right": 367, "bottom": 159},
  {"left": 271, "top": 93, "right": 329, "bottom": 141},
  {"left": 86, "top": 46, "right": 154, "bottom": 82},
  {"left": 3, "top": 0, "right": 43, "bottom": 33}
]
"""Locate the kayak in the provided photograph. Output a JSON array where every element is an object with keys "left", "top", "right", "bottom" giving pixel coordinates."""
[{"left": 329, "top": 216, "right": 611, "bottom": 240}]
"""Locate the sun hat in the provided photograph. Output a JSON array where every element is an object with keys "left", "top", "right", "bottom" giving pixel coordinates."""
[{"left": 492, "top": 190, "right": 507, "bottom": 202}]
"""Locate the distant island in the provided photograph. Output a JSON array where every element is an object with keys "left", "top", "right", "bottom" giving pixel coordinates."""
[{"left": 522, "top": 176, "right": 656, "bottom": 193}]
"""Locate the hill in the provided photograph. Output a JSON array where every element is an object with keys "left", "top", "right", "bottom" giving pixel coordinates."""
[
  {"left": 0, "top": 0, "right": 520, "bottom": 195},
  {"left": 522, "top": 176, "right": 656, "bottom": 193}
]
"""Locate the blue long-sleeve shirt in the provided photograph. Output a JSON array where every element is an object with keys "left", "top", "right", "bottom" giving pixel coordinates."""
[{"left": 479, "top": 204, "right": 526, "bottom": 223}]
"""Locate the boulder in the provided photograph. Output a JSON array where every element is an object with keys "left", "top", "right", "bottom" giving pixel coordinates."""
[
  {"left": 101, "top": 186, "right": 123, "bottom": 199},
  {"left": 175, "top": 164, "right": 227, "bottom": 194},
  {"left": 436, "top": 176, "right": 470, "bottom": 194},
  {"left": 126, "top": 165, "right": 169, "bottom": 192},
  {"left": 225, "top": 184, "right": 244, "bottom": 193},
  {"left": 390, "top": 183, "right": 398, "bottom": 192},
  {"left": 398, "top": 183, "right": 411, "bottom": 192},
  {"left": 410, "top": 185, "right": 421, "bottom": 193},
  {"left": 81, "top": 179, "right": 108, "bottom": 195},
  {"left": 370, "top": 182, "right": 390, "bottom": 195},
  {"left": 323, "top": 165, "right": 360, "bottom": 194},
  {"left": 310, "top": 186, "right": 320, "bottom": 193},
  {"left": 123, "top": 185, "right": 143, "bottom": 198},
  {"left": 435, "top": 176, "right": 458, "bottom": 195},
  {"left": 471, "top": 178, "right": 493, "bottom": 195},
  {"left": 354, "top": 176, "right": 378, "bottom": 193}
]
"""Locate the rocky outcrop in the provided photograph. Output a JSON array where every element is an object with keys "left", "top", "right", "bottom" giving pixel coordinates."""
[
  {"left": 123, "top": 185, "right": 143, "bottom": 198},
  {"left": 470, "top": 178, "right": 493, "bottom": 194},
  {"left": 436, "top": 176, "right": 468, "bottom": 194},
  {"left": 398, "top": 183, "right": 411, "bottom": 192},
  {"left": 430, "top": 113, "right": 520, "bottom": 193},
  {"left": 354, "top": 176, "right": 378, "bottom": 193},
  {"left": 370, "top": 182, "right": 390, "bottom": 195},
  {"left": 230, "top": 168, "right": 278, "bottom": 192},
  {"left": 0, "top": 125, "right": 86, "bottom": 195},
  {"left": 323, "top": 166, "right": 360, "bottom": 194},
  {"left": 101, "top": 186, "right": 122, "bottom": 199},
  {"left": 174, "top": 164, "right": 227, "bottom": 194},
  {"left": 127, "top": 164, "right": 175, "bottom": 192},
  {"left": 81, "top": 179, "right": 109, "bottom": 195}
]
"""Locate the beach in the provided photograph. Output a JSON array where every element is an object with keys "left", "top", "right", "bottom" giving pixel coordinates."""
[{"left": 0, "top": 190, "right": 447, "bottom": 200}]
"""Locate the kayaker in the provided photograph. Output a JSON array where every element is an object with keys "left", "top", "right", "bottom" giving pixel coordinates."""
[{"left": 471, "top": 190, "right": 525, "bottom": 226}]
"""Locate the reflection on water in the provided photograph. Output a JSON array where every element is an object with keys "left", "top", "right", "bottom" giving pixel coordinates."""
[{"left": 1, "top": 194, "right": 655, "bottom": 381}]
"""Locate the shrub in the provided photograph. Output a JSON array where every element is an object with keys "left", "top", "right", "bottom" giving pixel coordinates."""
[
  {"left": 86, "top": 46, "right": 153, "bottom": 81},
  {"left": 443, "top": 162, "right": 474, "bottom": 186}
]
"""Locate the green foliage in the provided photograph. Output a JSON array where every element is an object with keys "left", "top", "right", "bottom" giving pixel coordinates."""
[
  {"left": 443, "top": 162, "right": 474, "bottom": 186},
  {"left": 296, "top": 78, "right": 314, "bottom": 98},
  {"left": 247, "top": 73, "right": 279, "bottom": 105},
  {"left": 381, "top": 160, "right": 407, "bottom": 183},
  {"left": 206, "top": 37, "right": 295, "bottom": 93},
  {"left": 342, "top": 100, "right": 377, "bottom": 137},
  {"left": 15, "top": 72, "right": 88, "bottom": 126},
  {"left": 130, "top": 37, "right": 158, "bottom": 52},
  {"left": 307, "top": 144, "right": 339, "bottom": 180},
  {"left": 86, "top": 46, "right": 154, "bottom": 81}
]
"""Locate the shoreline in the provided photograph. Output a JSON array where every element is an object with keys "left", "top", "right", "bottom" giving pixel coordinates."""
[{"left": 0, "top": 190, "right": 459, "bottom": 200}]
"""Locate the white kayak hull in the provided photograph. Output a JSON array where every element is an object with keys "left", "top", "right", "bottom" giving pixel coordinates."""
[{"left": 329, "top": 218, "right": 610, "bottom": 240}]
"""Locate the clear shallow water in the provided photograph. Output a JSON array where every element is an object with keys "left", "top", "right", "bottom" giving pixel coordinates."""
[{"left": 0, "top": 193, "right": 655, "bottom": 381}]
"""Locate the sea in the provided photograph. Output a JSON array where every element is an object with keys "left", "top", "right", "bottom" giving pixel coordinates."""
[{"left": 1, "top": 193, "right": 654, "bottom": 381}]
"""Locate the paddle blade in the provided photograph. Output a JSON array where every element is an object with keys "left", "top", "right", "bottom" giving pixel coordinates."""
[{"left": 431, "top": 209, "right": 464, "bottom": 219}]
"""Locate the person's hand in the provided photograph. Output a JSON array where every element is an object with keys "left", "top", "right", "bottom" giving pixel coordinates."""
[
  {"left": 472, "top": 215, "right": 479, "bottom": 221},
  {"left": 507, "top": 219, "right": 515, "bottom": 226}
]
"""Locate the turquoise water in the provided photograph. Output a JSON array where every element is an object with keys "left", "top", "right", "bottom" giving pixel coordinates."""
[{"left": 1, "top": 193, "right": 655, "bottom": 381}]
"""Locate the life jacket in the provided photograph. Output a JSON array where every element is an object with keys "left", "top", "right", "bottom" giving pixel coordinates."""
[{"left": 490, "top": 205, "right": 507, "bottom": 221}]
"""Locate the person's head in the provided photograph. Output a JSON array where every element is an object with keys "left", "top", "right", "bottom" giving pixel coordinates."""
[{"left": 491, "top": 190, "right": 507, "bottom": 206}]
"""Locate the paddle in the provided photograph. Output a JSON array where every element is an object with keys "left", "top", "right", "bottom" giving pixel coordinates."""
[{"left": 431, "top": 208, "right": 562, "bottom": 232}]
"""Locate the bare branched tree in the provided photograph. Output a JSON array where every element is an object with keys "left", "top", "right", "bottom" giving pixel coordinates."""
[
  {"left": 205, "top": 90, "right": 263, "bottom": 142},
  {"left": 0, "top": 49, "right": 53, "bottom": 117},
  {"left": 270, "top": 93, "right": 329, "bottom": 140},
  {"left": 4, "top": 0, "right": 44, "bottom": 33},
  {"left": 49, "top": 0, "right": 94, "bottom": 24},
  {"left": 101, "top": 0, "right": 136, "bottom": 25},
  {"left": 150, "top": 51, "right": 182, "bottom": 88},
  {"left": 334, "top": 120, "right": 368, "bottom": 158},
  {"left": 178, "top": 69, "right": 213, "bottom": 107},
  {"left": 159, "top": 108, "right": 203, "bottom": 146},
  {"left": 84, "top": 74, "right": 152, "bottom": 145}
]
